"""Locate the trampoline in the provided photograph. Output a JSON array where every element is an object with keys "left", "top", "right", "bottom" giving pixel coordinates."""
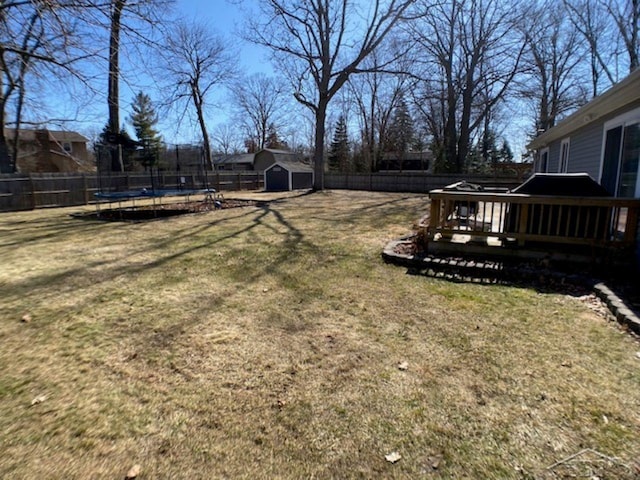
[{"left": 93, "top": 188, "right": 222, "bottom": 220}]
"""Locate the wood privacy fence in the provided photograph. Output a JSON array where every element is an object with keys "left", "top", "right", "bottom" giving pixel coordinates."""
[
  {"left": 0, "top": 171, "right": 525, "bottom": 212},
  {"left": 0, "top": 171, "right": 264, "bottom": 212},
  {"left": 324, "top": 172, "right": 523, "bottom": 193}
]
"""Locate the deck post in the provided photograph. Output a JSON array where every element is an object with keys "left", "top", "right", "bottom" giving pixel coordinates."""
[
  {"left": 517, "top": 203, "right": 529, "bottom": 246},
  {"left": 429, "top": 197, "right": 441, "bottom": 238},
  {"left": 624, "top": 207, "right": 639, "bottom": 243}
]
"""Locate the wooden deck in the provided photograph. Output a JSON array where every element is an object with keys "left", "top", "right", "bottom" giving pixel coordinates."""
[{"left": 423, "top": 189, "right": 640, "bottom": 265}]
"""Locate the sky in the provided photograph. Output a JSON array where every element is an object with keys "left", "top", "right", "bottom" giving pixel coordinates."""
[
  {"left": 122, "top": 0, "right": 274, "bottom": 145},
  {"left": 42, "top": 0, "right": 530, "bottom": 158},
  {"left": 53, "top": 0, "right": 273, "bottom": 146}
]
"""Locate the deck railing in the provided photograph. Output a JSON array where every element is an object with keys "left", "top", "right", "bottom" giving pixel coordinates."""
[{"left": 426, "top": 189, "right": 640, "bottom": 250}]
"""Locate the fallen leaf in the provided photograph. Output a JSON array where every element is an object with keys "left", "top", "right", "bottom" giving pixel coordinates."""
[
  {"left": 385, "top": 451, "right": 401, "bottom": 463},
  {"left": 30, "top": 394, "right": 47, "bottom": 406},
  {"left": 125, "top": 464, "right": 142, "bottom": 479},
  {"left": 398, "top": 361, "right": 409, "bottom": 371},
  {"left": 429, "top": 455, "right": 444, "bottom": 469}
]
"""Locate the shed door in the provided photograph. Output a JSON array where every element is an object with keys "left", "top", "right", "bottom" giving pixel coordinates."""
[{"left": 267, "top": 166, "right": 289, "bottom": 191}]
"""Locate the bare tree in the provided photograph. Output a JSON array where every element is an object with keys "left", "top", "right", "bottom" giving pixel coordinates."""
[
  {"left": 0, "top": 1, "right": 97, "bottom": 173},
  {"left": 520, "top": 1, "right": 588, "bottom": 134},
  {"left": 603, "top": 0, "right": 640, "bottom": 72},
  {"left": 212, "top": 123, "right": 242, "bottom": 155},
  {"left": 409, "top": 0, "right": 525, "bottom": 173},
  {"left": 347, "top": 46, "right": 410, "bottom": 172},
  {"left": 563, "top": 0, "right": 616, "bottom": 96},
  {"left": 230, "top": 73, "right": 289, "bottom": 151},
  {"left": 103, "top": 0, "right": 172, "bottom": 171},
  {"left": 245, "top": 0, "right": 417, "bottom": 189},
  {"left": 160, "top": 20, "right": 238, "bottom": 170}
]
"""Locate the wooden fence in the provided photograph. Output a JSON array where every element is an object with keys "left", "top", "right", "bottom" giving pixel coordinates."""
[
  {"left": 324, "top": 172, "right": 523, "bottom": 193},
  {"left": 0, "top": 171, "right": 264, "bottom": 212},
  {"left": 0, "top": 170, "right": 526, "bottom": 212}
]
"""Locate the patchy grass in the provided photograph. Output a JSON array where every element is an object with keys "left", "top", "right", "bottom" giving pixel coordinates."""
[{"left": 1, "top": 190, "right": 639, "bottom": 479}]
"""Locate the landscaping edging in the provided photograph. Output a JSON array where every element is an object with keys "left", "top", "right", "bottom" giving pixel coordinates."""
[{"left": 383, "top": 237, "right": 640, "bottom": 336}]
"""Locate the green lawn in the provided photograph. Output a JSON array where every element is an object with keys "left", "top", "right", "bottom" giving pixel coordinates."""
[{"left": 1, "top": 190, "right": 639, "bottom": 479}]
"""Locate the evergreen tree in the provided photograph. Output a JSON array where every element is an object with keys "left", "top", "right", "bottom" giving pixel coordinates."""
[
  {"left": 384, "top": 98, "right": 414, "bottom": 170},
  {"left": 499, "top": 139, "right": 514, "bottom": 162},
  {"left": 128, "top": 91, "right": 162, "bottom": 169},
  {"left": 97, "top": 123, "right": 139, "bottom": 171},
  {"left": 329, "top": 116, "right": 350, "bottom": 172},
  {"left": 264, "top": 123, "right": 288, "bottom": 150}
]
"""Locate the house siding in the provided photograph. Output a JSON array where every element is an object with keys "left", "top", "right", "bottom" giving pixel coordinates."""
[
  {"left": 566, "top": 122, "right": 602, "bottom": 178},
  {"left": 540, "top": 98, "right": 640, "bottom": 181}
]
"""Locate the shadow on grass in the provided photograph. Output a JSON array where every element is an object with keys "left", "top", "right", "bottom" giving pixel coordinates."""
[{"left": 1, "top": 200, "right": 314, "bottom": 317}]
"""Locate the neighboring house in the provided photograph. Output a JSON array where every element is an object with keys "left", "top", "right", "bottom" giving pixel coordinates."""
[
  {"left": 5, "top": 128, "right": 93, "bottom": 173},
  {"left": 212, "top": 153, "right": 255, "bottom": 171},
  {"left": 377, "top": 151, "right": 433, "bottom": 172},
  {"left": 213, "top": 148, "right": 304, "bottom": 172},
  {"left": 527, "top": 68, "right": 640, "bottom": 197}
]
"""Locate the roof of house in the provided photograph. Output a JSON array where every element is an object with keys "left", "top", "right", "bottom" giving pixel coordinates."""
[
  {"left": 213, "top": 153, "right": 255, "bottom": 165},
  {"left": 381, "top": 150, "right": 433, "bottom": 160},
  {"left": 258, "top": 148, "right": 297, "bottom": 155},
  {"left": 527, "top": 68, "right": 640, "bottom": 150},
  {"left": 4, "top": 128, "right": 89, "bottom": 143},
  {"left": 265, "top": 160, "right": 314, "bottom": 173}
]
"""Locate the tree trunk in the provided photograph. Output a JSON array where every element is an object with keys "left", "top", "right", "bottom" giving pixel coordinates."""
[
  {"left": 313, "top": 98, "right": 328, "bottom": 191},
  {"left": 192, "top": 84, "right": 212, "bottom": 170},
  {"left": 0, "top": 94, "right": 11, "bottom": 172},
  {"left": 108, "top": 0, "right": 125, "bottom": 172}
]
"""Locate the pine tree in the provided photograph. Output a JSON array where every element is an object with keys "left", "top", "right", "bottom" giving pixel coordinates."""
[
  {"left": 499, "top": 139, "right": 514, "bottom": 162},
  {"left": 329, "top": 116, "right": 350, "bottom": 172},
  {"left": 129, "top": 91, "right": 162, "bottom": 169},
  {"left": 384, "top": 98, "right": 414, "bottom": 170},
  {"left": 264, "top": 123, "right": 287, "bottom": 150},
  {"left": 97, "top": 123, "right": 139, "bottom": 171}
]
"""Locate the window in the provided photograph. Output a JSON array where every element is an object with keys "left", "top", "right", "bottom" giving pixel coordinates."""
[
  {"left": 558, "top": 138, "right": 570, "bottom": 173},
  {"left": 537, "top": 147, "right": 549, "bottom": 173},
  {"left": 601, "top": 107, "right": 640, "bottom": 197}
]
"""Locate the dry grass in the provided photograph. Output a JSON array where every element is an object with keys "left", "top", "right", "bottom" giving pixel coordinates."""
[{"left": 1, "top": 190, "right": 639, "bottom": 479}]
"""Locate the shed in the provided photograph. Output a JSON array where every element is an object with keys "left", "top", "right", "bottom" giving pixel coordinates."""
[{"left": 264, "top": 160, "right": 314, "bottom": 191}]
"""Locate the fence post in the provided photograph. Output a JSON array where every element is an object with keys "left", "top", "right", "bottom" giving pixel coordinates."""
[
  {"left": 83, "top": 174, "right": 89, "bottom": 204},
  {"left": 29, "top": 174, "right": 36, "bottom": 209}
]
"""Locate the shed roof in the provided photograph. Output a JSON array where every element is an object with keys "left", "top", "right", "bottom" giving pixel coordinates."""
[
  {"left": 527, "top": 68, "right": 640, "bottom": 150},
  {"left": 265, "top": 160, "right": 313, "bottom": 173}
]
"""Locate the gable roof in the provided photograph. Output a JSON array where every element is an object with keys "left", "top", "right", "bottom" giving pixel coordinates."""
[
  {"left": 265, "top": 160, "right": 313, "bottom": 173},
  {"left": 259, "top": 148, "right": 296, "bottom": 155},
  {"left": 527, "top": 68, "right": 640, "bottom": 150},
  {"left": 4, "top": 128, "right": 89, "bottom": 143}
]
